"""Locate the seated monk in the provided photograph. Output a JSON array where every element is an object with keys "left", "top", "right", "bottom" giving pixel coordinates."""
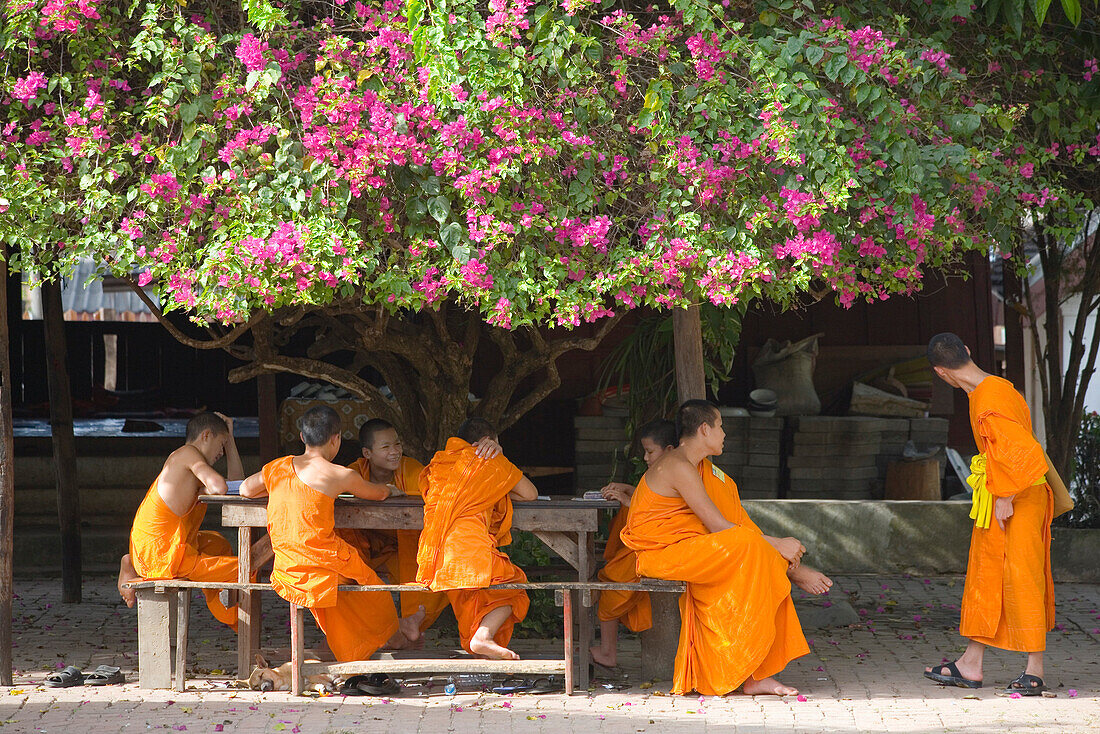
[
  {"left": 338, "top": 419, "right": 499, "bottom": 631},
  {"left": 117, "top": 412, "right": 245, "bottom": 628},
  {"left": 417, "top": 417, "right": 536, "bottom": 660},
  {"left": 240, "top": 406, "right": 424, "bottom": 661},
  {"left": 621, "top": 400, "right": 832, "bottom": 696},
  {"left": 591, "top": 419, "right": 678, "bottom": 669}
]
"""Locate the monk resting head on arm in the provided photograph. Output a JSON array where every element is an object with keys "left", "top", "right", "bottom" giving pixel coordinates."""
[{"left": 241, "top": 407, "right": 394, "bottom": 501}]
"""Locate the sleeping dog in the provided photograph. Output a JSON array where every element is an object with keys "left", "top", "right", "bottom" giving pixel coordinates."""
[{"left": 244, "top": 653, "right": 342, "bottom": 693}]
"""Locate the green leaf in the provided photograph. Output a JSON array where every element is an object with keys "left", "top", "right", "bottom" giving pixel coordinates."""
[
  {"left": 420, "top": 177, "right": 441, "bottom": 196},
  {"left": 804, "top": 45, "right": 824, "bottom": 65},
  {"left": 785, "top": 36, "right": 803, "bottom": 56},
  {"left": 440, "top": 222, "right": 463, "bottom": 253},
  {"left": 245, "top": 70, "right": 262, "bottom": 91},
  {"left": 180, "top": 102, "right": 199, "bottom": 123},
  {"left": 1061, "top": 0, "right": 1082, "bottom": 25},
  {"left": 406, "top": 0, "right": 423, "bottom": 31},
  {"left": 428, "top": 195, "right": 450, "bottom": 223}
]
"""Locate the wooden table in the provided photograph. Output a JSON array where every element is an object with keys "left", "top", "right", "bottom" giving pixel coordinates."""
[{"left": 201, "top": 496, "right": 617, "bottom": 690}]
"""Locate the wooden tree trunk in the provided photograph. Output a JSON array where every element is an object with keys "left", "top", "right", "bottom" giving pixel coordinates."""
[
  {"left": 1003, "top": 249, "right": 1027, "bottom": 392},
  {"left": 0, "top": 248, "right": 15, "bottom": 684},
  {"left": 42, "top": 279, "right": 82, "bottom": 603},
  {"left": 640, "top": 305, "right": 706, "bottom": 682}
]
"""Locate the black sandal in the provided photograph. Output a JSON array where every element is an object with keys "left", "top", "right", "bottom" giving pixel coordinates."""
[
  {"left": 528, "top": 675, "right": 565, "bottom": 694},
  {"left": 923, "top": 661, "right": 982, "bottom": 689},
  {"left": 1000, "top": 672, "right": 1046, "bottom": 697},
  {"left": 43, "top": 666, "right": 84, "bottom": 688},
  {"left": 348, "top": 673, "right": 400, "bottom": 696},
  {"left": 84, "top": 665, "right": 125, "bottom": 686}
]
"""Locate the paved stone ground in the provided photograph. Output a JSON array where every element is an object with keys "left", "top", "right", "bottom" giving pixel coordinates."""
[{"left": 2, "top": 574, "right": 1099, "bottom": 732}]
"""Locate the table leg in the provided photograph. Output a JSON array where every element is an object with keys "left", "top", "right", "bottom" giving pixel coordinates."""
[
  {"left": 237, "top": 526, "right": 255, "bottom": 679},
  {"left": 576, "top": 530, "right": 593, "bottom": 691}
]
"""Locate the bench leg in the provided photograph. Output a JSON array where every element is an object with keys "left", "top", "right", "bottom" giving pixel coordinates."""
[
  {"left": 576, "top": 530, "right": 593, "bottom": 692},
  {"left": 290, "top": 604, "right": 305, "bottom": 696},
  {"left": 136, "top": 588, "right": 176, "bottom": 689},
  {"left": 237, "top": 527, "right": 257, "bottom": 679},
  {"left": 174, "top": 590, "right": 191, "bottom": 692},
  {"left": 563, "top": 589, "right": 574, "bottom": 696}
]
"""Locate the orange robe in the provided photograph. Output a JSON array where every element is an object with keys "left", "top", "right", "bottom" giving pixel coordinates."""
[
  {"left": 129, "top": 479, "right": 240, "bottom": 629},
  {"left": 417, "top": 438, "right": 530, "bottom": 653},
  {"left": 621, "top": 459, "right": 808, "bottom": 695},
  {"left": 960, "top": 376, "right": 1055, "bottom": 652},
  {"left": 597, "top": 506, "right": 652, "bottom": 632},
  {"left": 337, "top": 456, "right": 448, "bottom": 629},
  {"left": 263, "top": 456, "right": 398, "bottom": 661}
]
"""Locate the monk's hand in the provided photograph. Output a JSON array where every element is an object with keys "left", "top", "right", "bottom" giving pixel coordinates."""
[
  {"left": 386, "top": 483, "right": 403, "bottom": 498},
  {"left": 473, "top": 437, "right": 502, "bottom": 459},
  {"left": 994, "top": 496, "right": 1015, "bottom": 530},
  {"left": 600, "top": 484, "right": 632, "bottom": 506},
  {"left": 214, "top": 411, "right": 235, "bottom": 436},
  {"left": 773, "top": 537, "right": 805, "bottom": 567}
]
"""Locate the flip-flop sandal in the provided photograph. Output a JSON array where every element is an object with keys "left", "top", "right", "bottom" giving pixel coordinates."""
[
  {"left": 492, "top": 676, "right": 535, "bottom": 694},
  {"left": 528, "top": 676, "right": 565, "bottom": 694},
  {"left": 84, "top": 665, "right": 125, "bottom": 686},
  {"left": 44, "top": 666, "right": 84, "bottom": 688},
  {"left": 923, "top": 661, "right": 982, "bottom": 689},
  {"left": 1000, "top": 672, "right": 1046, "bottom": 697},
  {"left": 354, "top": 673, "right": 401, "bottom": 696},
  {"left": 340, "top": 675, "right": 370, "bottom": 696}
]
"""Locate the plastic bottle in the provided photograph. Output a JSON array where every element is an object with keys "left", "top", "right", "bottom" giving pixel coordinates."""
[
  {"left": 453, "top": 673, "right": 493, "bottom": 692},
  {"left": 444, "top": 678, "right": 457, "bottom": 696}
]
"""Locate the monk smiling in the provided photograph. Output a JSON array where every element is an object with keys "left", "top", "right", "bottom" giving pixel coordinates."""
[
  {"left": 923, "top": 333, "right": 1055, "bottom": 696},
  {"left": 621, "top": 400, "right": 829, "bottom": 696}
]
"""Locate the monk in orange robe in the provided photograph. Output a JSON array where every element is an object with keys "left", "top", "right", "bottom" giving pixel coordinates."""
[
  {"left": 336, "top": 418, "right": 449, "bottom": 630},
  {"left": 622, "top": 400, "right": 831, "bottom": 696},
  {"left": 417, "top": 417, "right": 536, "bottom": 660},
  {"left": 117, "top": 412, "right": 245, "bottom": 627},
  {"left": 240, "top": 406, "right": 424, "bottom": 661},
  {"left": 590, "top": 419, "right": 678, "bottom": 669},
  {"left": 923, "top": 333, "right": 1055, "bottom": 695}
]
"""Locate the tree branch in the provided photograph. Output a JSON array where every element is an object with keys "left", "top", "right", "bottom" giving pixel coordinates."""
[{"left": 121, "top": 275, "right": 264, "bottom": 350}]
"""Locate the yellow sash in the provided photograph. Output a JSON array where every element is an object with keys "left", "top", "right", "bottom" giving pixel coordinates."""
[{"left": 967, "top": 453, "right": 1046, "bottom": 529}]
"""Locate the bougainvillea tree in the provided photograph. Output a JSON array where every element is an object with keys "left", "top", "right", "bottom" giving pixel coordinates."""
[{"left": 1, "top": 0, "right": 1015, "bottom": 457}]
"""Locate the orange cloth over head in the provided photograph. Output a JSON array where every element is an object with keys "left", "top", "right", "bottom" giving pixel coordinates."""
[
  {"left": 417, "top": 438, "right": 530, "bottom": 652},
  {"left": 129, "top": 478, "right": 240, "bottom": 629},
  {"left": 621, "top": 459, "right": 808, "bottom": 695},
  {"left": 960, "top": 376, "right": 1055, "bottom": 652},
  {"left": 263, "top": 456, "right": 398, "bottom": 661}
]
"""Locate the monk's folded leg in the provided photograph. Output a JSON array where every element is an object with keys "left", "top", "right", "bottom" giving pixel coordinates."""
[
  {"left": 448, "top": 586, "right": 529, "bottom": 654},
  {"left": 186, "top": 531, "right": 242, "bottom": 630},
  {"left": 311, "top": 589, "right": 400, "bottom": 662}
]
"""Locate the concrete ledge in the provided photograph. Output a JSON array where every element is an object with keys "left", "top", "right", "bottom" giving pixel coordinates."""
[{"left": 743, "top": 499, "right": 1100, "bottom": 583}]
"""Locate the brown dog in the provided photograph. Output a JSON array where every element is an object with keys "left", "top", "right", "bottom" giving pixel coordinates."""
[{"left": 245, "top": 653, "right": 341, "bottom": 693}]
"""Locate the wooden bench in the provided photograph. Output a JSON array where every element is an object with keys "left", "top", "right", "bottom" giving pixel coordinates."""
[{"left": 125, "top": 578, "right": 686, "bottom": 695}]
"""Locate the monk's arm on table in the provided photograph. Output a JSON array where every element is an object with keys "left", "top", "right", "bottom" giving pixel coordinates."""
[
  {"left": 978, "top": 414, "right": 1049, "bottom": 497},
  {"left": 239, "top": 471, "right": 268, "bottom": 498},
  {"left": 190, "top": 453, "right": 229, "bottom": 495},
  {"left": 509, "top": 475, "right": 538, "bottom": 501},
  {"left": 343, "top": 471, "right": 391, "bottom": 500}
]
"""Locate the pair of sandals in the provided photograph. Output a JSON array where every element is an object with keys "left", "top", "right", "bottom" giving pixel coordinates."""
[
  {"left": 340, "top": 673, "right": 401, "bottom": 697},
  {"left": 923, "top": 662, "right": 1046, "bottom": 696},
  {"left": 491, "top": 676, "right": 565, "bottom": 695},
  {"left": 44, "top": 665, "right": 125, "bottom": 688}
]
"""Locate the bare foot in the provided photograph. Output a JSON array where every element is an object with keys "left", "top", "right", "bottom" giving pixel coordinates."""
[
  {"left": 590, "top": 646, "right": 617, "bottom": 669},
  {"left": 469, "top": 629, "right": 520, "bottom": 660},
  {"left": 788, "top": 565, "right": 833, "bottom": 595},
  {"left": 742, "top": 676, "right": 799, "bottom": 696},
  {"left": 925, "top": 659, "right": 983, "bottom": 684},
  {"left": 399, "top": 605, "right": 426, "bottom": 643},
  {"left": 117, "top": 555, "right": 140, "bottom": 608}
]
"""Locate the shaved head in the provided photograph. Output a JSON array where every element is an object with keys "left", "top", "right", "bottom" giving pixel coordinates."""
[
  {"left": 676, "top": 400, "right": 720, "bottom": 440},
  {"left": 927, "top": 333, "right": 972, "bottom": 369}
]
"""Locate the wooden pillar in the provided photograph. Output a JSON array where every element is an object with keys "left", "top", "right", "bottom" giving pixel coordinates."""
[
  {"left": 42, "top": 279, "right": 82, "bottom": 603},
  {"left": 639, "top": 305, "right": 706, "bottom": 682},
  {"left": 257, "top": 373, "right": 278, "bottom": 462},
  {"left": 1002, "top": 253, "right": 1027, "bottom": 391},
  {"left": 0, "top": 247, "right": 15, "bottom": 685}
]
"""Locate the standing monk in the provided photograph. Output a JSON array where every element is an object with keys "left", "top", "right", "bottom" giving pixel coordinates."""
[
  {"left": 591, "top": 419, "right": 678, "bottom": 669},
  {"left": 118, "top": 412, "right": 244, "bottom": 628},
  {"left": 337, "top": 418, "right": 449, "bottom": 631},
  {"left": 923, "top": 333, "right": 1055, "bottom": 695},
  {"left": 417, "top": 418, "right": 536, "bottom": 660},
  {"left": 240, "top": 406, "right": 424, "bottom": 662},
  {"left": 622, "top": 400, "right": 830, "bottom": 696}
]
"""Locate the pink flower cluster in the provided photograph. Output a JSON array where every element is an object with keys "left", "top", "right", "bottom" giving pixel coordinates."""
[
  {"left": 12, "top": 72, "right": 47, "bottom": 107},
  {"left": 236, "top": 33, "right": 268, "bottom": 72},
  {"left": 40, "top": 0, "right": 100, "bottom": 33},
  {"left": 919, "top": 49, "right": 951, "bottom": 75},
  {"left": 485, "top": 0, "right": 532, "bottom": 46}
]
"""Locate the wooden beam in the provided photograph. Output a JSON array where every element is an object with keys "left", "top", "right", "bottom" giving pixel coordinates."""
[
  {"left": 0, "top": 245, "right": 15, "bottom": 685},
  {"left": 42, "top": 278, "right": 82, "bottom": 603},
  {"left": 673, "top": 305, "right": 706, "bottom": 402},
  {"left": 302, "top": 659, "right": 567, "bottom": 676}
]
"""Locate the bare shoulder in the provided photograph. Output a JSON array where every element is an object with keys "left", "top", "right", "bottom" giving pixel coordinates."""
[{"left": 645, "top": 453, "right": 695, "bottom": 496}]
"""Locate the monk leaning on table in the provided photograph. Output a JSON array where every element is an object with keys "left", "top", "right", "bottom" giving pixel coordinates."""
[
  {"left": 621, "top": 400, "right": 832, "bottom": 697},
  {"left": 591, "top": 419, "right": 678, "bottom": 669},
  {"left": 337, "top": 418, "right": 450, "bottom": 631},
  {"left": 240, "top": 405, "right": 424, "bottom": 661},
  {"left": 417, "top": 417, "right": 537, "bottom": 660},
  {"left": 117, "top": 412, "right": 244, "bottom": 628},
  {"left": 923, "top": 332, "right": 1056, "bottom": 696}
]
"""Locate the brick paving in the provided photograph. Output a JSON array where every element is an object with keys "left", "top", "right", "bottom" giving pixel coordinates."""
[{"left": 2, "top": 573, "right": 1099, "bottom": 732}]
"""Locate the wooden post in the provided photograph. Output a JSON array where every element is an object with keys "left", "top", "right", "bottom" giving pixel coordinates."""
[
  {"left": 257, "top": 373, "right": 278, "bottom": 462},
  {"left": 42, "top": 278, "right": 82, "bottom": 603},
  {"left": 638, "top": 305, "right": 706, "bottom": 682},
  {"left": 1002, "top": 252, "right": 1027, "bottom": 391},
  {"left": 0, "top": 246, "right": 15, "bottom": 685}
]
